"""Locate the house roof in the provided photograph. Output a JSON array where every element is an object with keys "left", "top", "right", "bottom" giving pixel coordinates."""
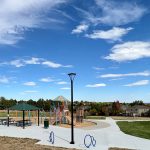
[
  {"left": 132, "top": 105, "right": 150, "bottom": 109},
  {"left": 53, "top": 96, "right": 70, "bottom": 102},
  {"left": 9, "top": 103, "right": 40, "bottom": 111}
]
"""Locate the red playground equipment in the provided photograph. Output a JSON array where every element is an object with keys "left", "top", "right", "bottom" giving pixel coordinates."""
[{"left": 50, "top": 96, "right": 84, "bottom": 126}]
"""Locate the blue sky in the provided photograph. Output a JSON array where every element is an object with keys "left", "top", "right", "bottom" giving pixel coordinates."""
[{"left": 0, "top": 0, "right": 150, "bottom": 102}]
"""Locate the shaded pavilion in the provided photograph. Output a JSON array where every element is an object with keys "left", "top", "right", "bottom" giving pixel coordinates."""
[{"left": 8, "top": 103, "right": 40, "bottom": 129}]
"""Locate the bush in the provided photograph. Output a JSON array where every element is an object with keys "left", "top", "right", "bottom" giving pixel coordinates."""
[{"left": 89, "top": 108, "right": 97, "bottom": 116}]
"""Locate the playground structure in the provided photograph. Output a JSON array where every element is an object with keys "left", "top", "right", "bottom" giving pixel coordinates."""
[
  {"left": 49, "top": 96, "right": 84, "bottom": 126},
  {"left": 76, "top": 106, "right": 84, "bottom": 123},
  {"left": 0, "top": 96, "right": 85, "bottom": 127}
]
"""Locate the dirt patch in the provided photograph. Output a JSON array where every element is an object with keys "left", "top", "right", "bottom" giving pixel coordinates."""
[
  {"left": 59, "top": 121, "right": 96, "bottom": 128},
  {"left": 109, "top": 148, "right": 135, "bottom": 150},
  {"left": 0, "top": 136, "right": 78, "bottom": 150}
]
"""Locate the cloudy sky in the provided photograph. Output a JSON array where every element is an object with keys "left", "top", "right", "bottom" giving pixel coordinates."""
[{"left": 0, "top": 0, "right": 150, "bottom": 102}]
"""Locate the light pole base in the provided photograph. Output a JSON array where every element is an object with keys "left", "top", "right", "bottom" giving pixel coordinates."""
[{"left": 70, "top": 141, "right": 75, "bottom": 144}]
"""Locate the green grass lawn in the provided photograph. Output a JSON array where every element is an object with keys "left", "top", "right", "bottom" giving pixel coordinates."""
[
  {"left": 0, "top": 112, "right": 7, "bottom": 117},
  {"left": 112, "top": 116, "right": 150, "bottom": 120},
  {"left": 85, "top": 116, "right": 106, "bottom": 120},
  {"left": 117, "top": 121, "right": 150, "bottom": 140}
]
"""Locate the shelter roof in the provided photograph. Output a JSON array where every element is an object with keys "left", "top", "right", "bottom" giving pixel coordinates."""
[{"left": 9, "top": 103, "right": 40, "bottom": 111}]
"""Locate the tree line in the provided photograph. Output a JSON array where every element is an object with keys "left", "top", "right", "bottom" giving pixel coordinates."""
[
  {"left": 0, "top": 97, "right": 149, "bottom": 116},
  {"left": 0, "top": 97, "right": 54, "bottom": 111}
]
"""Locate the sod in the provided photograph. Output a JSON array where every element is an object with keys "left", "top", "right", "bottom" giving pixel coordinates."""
[{"left": 117, "top": 121, "right": 150, "bottom": 140}]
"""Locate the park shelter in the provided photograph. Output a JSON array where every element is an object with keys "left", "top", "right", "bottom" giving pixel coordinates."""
[{"left": 8, "top": 103, "right": 40, "bottom": 129}]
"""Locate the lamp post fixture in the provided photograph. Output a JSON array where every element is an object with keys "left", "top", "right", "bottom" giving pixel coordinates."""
[{"left": 68, "top": 73, "right": 76, "bottom": 144}]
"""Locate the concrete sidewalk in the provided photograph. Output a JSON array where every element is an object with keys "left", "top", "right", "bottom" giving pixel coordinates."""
[{"left": 0, "top": 118, "right": 149, "bottom": 150}]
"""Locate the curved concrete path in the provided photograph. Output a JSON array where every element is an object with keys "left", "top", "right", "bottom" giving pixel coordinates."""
[
  {"left": 0, "top": 117, "right": 150, "bottom": 150},
  {"left": 79, "top": 119, "right": 110, "bottom": 130}
]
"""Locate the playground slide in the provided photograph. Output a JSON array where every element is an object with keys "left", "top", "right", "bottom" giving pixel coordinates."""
[
  {"left": 50, "top": 116, "right": 76, "bottom": 125},
  {"left": 65, "top": 115, "right": 76, "bottom": 125},
  {"left": 51, "top": 120, "right": 56, "bottom": 125},
  {"left": 51, "top": 119, "right": 60, "bottom": 125}
]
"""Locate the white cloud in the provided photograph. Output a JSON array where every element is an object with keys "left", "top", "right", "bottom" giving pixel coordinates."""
[
  {"left": 0, "top": 0, "right": 68, "bottom": 45},
  {"left": 61, "top": 73, "right": 66, "bottom": 75},
  {"left": 124, "top": 80, "right": 149, "bottom": 87},
  {"left": 40, "top": 77, "right": 54, "bottom": 82},
  {"left": 86, "top": 83, "right": 106, "bottom": 87},
  {"left": 109, "top": 66, "right": 119, "bottom": 69},
  {"left": 42, "top": 60, "right": 73, "bottom": 68},
  {"left": 83, "top": 0, "right": 146, "bottom": 26},
  {"left": 95, "top": 0, "right": 147, "bottom": 26},
  {"left": 24, "top": 57, "right": 41, "bottom": 65},
  {"left": 21, "top": 90, "right": 38, "bottom": 95},
  {"left": 1, "top": 57, "right": 42, "bottom": 68},
  {"left": 23, "top": 82, "right": 36, "bottom": 86},
  {"left": 110, "top": 78, "right": 124, "bottom": 81},
  {"left": 5, "top": 57, "right": 41, "bottom": 67},
  {"left": 85, "top": 27, "right": 133, "bottom": 41},
  {"left": 57, "top": 81, "right": 68, "bottom": 85},
  {"left": 100, "top": 71, "right": 150, "bottom": 78},
  {"left": 54, "top": 9, "right": 75, "bottom": 21},
  {"left": 72, "top": 24, "right": 89, "bottom": 34},
  {"left": 60, "top": 87, "right": 70, "bottom": 90},
  {"left": 63, "top": 65, "right": 73, "bottom": 68},
  {"left": 42, "top": 61, "right": 62, "bottom": 68},
  {"left": 23, "top": 90, "right": 38, "bottom": 93},
  {"left": 93, "top": 67, "right": 104, "bottom": 70},
  {"left": 0, "top": 76, "right": 9, "bottom": 84},
  {"left": 1, "top": 57, "right": 72, "bottom": 69},
  {"left": 105, "top": 41, "right": 150, "bottom": 62},
  {"left": 10, "top": 59, "right": 25, "bottom": 67}
]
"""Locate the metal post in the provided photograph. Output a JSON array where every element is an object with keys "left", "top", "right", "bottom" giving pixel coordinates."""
[
  {"left": 38, "top": 109, "right": 39, "bottom": 126},
  {"left": 7, "top": 109, "right": 9, "bottom": 127},
  {"left": 70, "top": 79, "right": 74, "bottom": 144},
  {"left": 68, "top": 73, "right": 76, "bottom": 144},
  {"left": 23, "top": 110, "right": 25, "bottom": 129}
]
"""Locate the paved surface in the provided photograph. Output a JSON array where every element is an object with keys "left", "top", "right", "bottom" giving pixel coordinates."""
[
  {"left": 0, "top": 117, "right": 150, "bottom": 150},
  {"left": 79, "top": 119, "right": 110, "bottom": 130}
]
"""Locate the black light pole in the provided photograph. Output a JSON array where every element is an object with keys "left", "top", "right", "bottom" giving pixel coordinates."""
[
  {"left": 23, "top": 110, "right": 25, "bottom": 129},
  {"left": 38, "top": 109, "right": 39, "bottom": 126},
  {"left": 7, "top": 109, "right": 9, "bottom": 127},
  {"left": 68, "top": 73, "right": 76, "bottom": 144}
]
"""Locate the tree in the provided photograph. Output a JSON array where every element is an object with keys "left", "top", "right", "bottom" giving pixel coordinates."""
[
  {"left": 130, "top": 100, "right": 144, "bottom": 106},
  {"left": 44, "top": 99, "right": 51, "bottom": 111},
  {"left": 112, "top": 101, "right": 121, "bottom": 115},
  {"left": 89, "top": 108, "right": 97, "bottom": 116},
  {"left": 27, "top": 99, "right": 36, "bottom": 106},
  {"left": 36, "top": 98, "right": 45, "bottom": 109},
  {"left": 146, "top": 109, "right": 150, "bottom": 117},
  {"left": 101, "top": 105, "right": 109, "bottom": 116}
]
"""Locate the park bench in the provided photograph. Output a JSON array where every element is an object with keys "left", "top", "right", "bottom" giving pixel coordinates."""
[
  {"left": 0, "top": 118, "right": 13, "bottom": 125},
  {"left": 16, "top": 120, "right": 32, "bottom": 127}
]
